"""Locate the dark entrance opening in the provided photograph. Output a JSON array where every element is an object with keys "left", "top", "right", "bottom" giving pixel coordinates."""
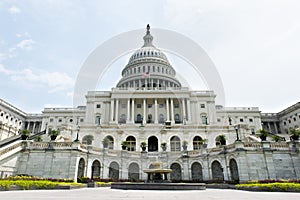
[{"left": 148, "top": 136, "right": 158, "bottom": 152}]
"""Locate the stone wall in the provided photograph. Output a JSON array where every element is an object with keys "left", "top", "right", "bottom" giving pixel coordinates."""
[{"left": 11, "top": 141, "right": 300, "bottom": 182}]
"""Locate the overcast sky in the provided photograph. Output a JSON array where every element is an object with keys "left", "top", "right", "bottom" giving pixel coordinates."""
[{"left": 0, "top": 0, "right": 299, "bottom": 113}]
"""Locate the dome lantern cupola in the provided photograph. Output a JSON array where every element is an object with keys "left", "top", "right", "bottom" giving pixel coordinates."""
[{"left": 116, "top": 25, "right": 182, "bottom": 89}]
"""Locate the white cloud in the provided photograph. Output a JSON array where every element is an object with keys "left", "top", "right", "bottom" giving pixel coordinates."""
[
  {"left": 0, "top": 64, "right": 74, "bottom": 93},
  {"left": 8, "top": 5, "right": 21, "bottom": 14},
  {"left": 16, "top": 39, "right": 35, "bottom": 50},
  {"left": 0, "top": 53, "right": 6, "bottom": 62}
]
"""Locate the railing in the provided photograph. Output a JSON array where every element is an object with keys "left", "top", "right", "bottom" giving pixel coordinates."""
[
  {"left": 0, "top": 141, "right": 22, "bottom": 157},
  {"left": 243, "top": 142, "right": 262, "bottom": 149}
]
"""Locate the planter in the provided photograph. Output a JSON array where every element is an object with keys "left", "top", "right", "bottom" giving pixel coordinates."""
[
  {"left": 162, "top": 146, "right": 167, "bottom": 151},
  {"left": 291, "top": 135, "right": 299, "bottom": 141},
  {"left": 201, "top": 144, "right": 208, "bottom": 149},
  {"left": 103, "top": 143, "right": 108, "bottom": 148},
  {"left": 122, "top": 145, "right": 127, "bottom": 150},
  {"left": 141, "top": 146, "right": 146, "bottom": 151},
  {"left": 21, "top": 135, "right": 28, "bottom": 140},
  {"left": 260, "top": 135, "right": 267, "bottom": 141},
  {"left": 182, "top": 145, "right": 187, "bottom": 151},
  {"left": 50, "top": 135, "right": 57, "bottom": 141}
]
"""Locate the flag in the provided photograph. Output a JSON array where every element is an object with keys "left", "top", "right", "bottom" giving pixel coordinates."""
[{"left": 142, "top": 71, "right": 150, "bottom": 78}]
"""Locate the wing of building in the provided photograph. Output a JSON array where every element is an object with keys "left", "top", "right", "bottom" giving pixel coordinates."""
[{"left": 0, "top": 25, "right": 299, "bottom": 182}]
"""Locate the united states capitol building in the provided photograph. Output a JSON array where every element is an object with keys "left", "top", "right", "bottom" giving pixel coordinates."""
[{"left": 0, "top": 26, "right": 299, "bottom": 182}]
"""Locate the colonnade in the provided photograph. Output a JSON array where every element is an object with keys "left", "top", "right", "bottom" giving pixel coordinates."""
[{"left": 110, "top": 98, "right": 192, "bottom": 124}]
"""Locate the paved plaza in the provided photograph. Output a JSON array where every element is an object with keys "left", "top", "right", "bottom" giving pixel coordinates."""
[{"left": 0, "top": 188, "right": 299, "bottom": 200}]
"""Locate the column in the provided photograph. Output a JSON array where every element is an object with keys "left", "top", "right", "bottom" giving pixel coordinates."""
[
  {"left": 151, "top": 79, "right": 154, "bottom": 90},
  {"left": 267, "top": 122, "right": 271, "bottom": 133},
  {"left": 32, "top": 122, "right": 36, "bottom": 134},
  {"left": 139, "top": 79, "right": 141, "bottom": 88},
  {"left": 26, "top": 122, "right": 30, "bottom": 130},
  {"left": 110, "top": 99, "right": 114, "bottom": 121},
  {"left": 157, "top": 79, "right": 160, "bottom": 89},
  {"left": 274, "top": 122, "right": 278, "bottom": 134},
  {"left": 182, "top": 99, "right": 186, "bottom": 123},
  {"left": 170, "top": 98, "right": 174, "bottom": 123},
  {"left": 187, "top": 99, "right": 191, "bottom": 122},
  {"left": 154, "top": 99, "right": 158, "bottom": 124},
  {"left": 127, "top": 99, "right": 130, "bottom": 122},
  {"left": 143, "top": 99, "right": 146, "bottom": 124},
  {"left": 115, "top": 99, "right": 119, "bottom": 123},
  {"left": 166, "top": 99, "right": 170, "bottom": 121},
  {"left": 131, "top": 99, "right": 135, "bottom": 123}
]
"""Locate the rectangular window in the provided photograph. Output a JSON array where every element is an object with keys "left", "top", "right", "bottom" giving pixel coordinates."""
[
  {"left": 201, "top": 116, "right": 207, "bottom": 124},
  {"left": 240, "top": 118, "right": 244, "bottom": 122},
  {"left": 200, "top": 104, "right": 205, "bottom": 108},
  {"left": 174, "top": 104, "right": 179, "bottom": 108},
  {"left": 49, "top": 118, "right": 53, "bottom": 122},
  {"left": 148, "top": 104, "right": 152, "bottom": 108},
  {"left": 96, "top": 104, "right": 101, "bottom": 108},
  {"left": 249, "top": 118, "right": 253, "bottom": 122},
  {"left": 58, "top": 118, "right": 62, "bottom": 123},
  {"left": 121, "top": 104, "right": 126, "bottom": 109},
  {"left": 80, "top": 118, "right": 84, "bottom": 122},
  {"left": 217, "top": 118, "right": 221, "bottom": 122},
  {"left": 137, "top": 104, "right": 141, "bottom": 108},
  {"left": 159, "top": 104, "right": 163, "bottom": 108}
]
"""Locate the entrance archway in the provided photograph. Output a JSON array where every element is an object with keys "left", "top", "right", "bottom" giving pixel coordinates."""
[
  {"left": 77, "top": 158, "right": 85, "bottom": 178},
  {"left": 148, "top": 136, "right": 158, "bottom": 152},
  {"left": 91, "top": 160, "right": 101, "bottom": 178},
  {"left": 191, "top": 162, "right": 203, "bottom": 181},
  {"left": 211, "top": 160, "right": 224, "bottom": 181},
  {"left": 128, "top": 163, "right": 139, "bottom": 180},
  {"left": 170, "top": 163, "right": 182, "bottom": 180},
  {"left": 229, "top": 159, "right": 239, "bottom": 182},
  {"left": 109, "top": 161, "right": 119, "bottom": 179}
]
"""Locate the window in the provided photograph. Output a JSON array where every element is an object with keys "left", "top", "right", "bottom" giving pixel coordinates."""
[
  {"left": 201, "top": 115, "right": 207, "bottom": 125},
  {"left": 175, "top": 114, "right": 180, "bottom": 124},
  {"left": 240, "top": 118, "right": 244, "bottom": 122},
  {"left": 136, "top": 114, "right": 142, "bottom": 123},
  {"left": 249, "top": 118, "right": 253, "bottom": 122},
  {"left": 119, "top": 114, "right": 126, "bottom": 124},
  {"left": 217, "top": 118, "right": 221, "bottom": 123},
  {"left": 174, "top": 104, "right": 179, "bottom": 109},
  {"left": 50, "top": 118, "right": 54, "bottom": 122},
  {"left": 69, "top": 119, "right": 73, "bottom": 123},
  {"left": 251, "top": 129, "right": 255, "bottom": 135},
  {"left": 82, "top": 135, "right": 94, "bottom": 145},
  {"left": 170, "top": 136, "right": 181, "bottom": 152},
  {"left": 137, "top": 104, "right": 141, "bottom": 108},
  {"left": 121, "top": 104, "right": 126, "bottom": 109},
  {"left": 126, "top": 136, "right": 136, "bottom": 151},
  {"left": 289, "top": 120, "right": 291, "bottom": 123},
  {"left": 105, "top": 136, "right": 114, "bottom": 149},
  {"left": 294, "top": 117, "right": 297, "bottom": 122},
  {"left": 148, "top": 104, "right": 152, "bottom": 108},
  {"left": 200, "top": 104, "right": 205, "bottom": 108},
  {"left": 159, "top": 114, "right": 164, "bottom": 123},
  {"left": 58, "top": 118, "right": 62, "bottom": 123},
  {"left": 96, "top": 104, "right": 101, "bottom": 108},
  {"left": 95, "top": 116, "right": 101, "bottom": 125},
  {"left": 80, "top": 118, "right": 84, "bottom": 122},
  {"left": 284, "top": 121, "right": 286, "bottom": 126},
  {"left": 159, "top": 104, "right": 163, "bottom": 108},
  {"left": 193, "top": 136, "right": 203, "bottom": 150},
  {"left": 0, "top": 113, "right": 3, "bottom": 116}
]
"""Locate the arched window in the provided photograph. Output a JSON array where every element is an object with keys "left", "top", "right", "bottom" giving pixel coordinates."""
[
  {"left": 147, "top": 114, "right": 153, "bottom": 123},
  {"left": 109, "top": 161, "right": 119, "bottom": 179},
  {"left": 170, "top": 136, "right": 181, "bottom": 152},
  {"left": 148, "top": 136, "right": 158, "bottom": 152},
  {"left": 159, "top": 114, "right": 164, "bottom": 123},
  {"left": 126, "top": 136, "right": 136, "bottom": 151},
  {"left": 128, "top": 163, "right": 139, "bottom": 180},
  {"left": 91, "top": 160, "right": 101, "bottom": 178},
  {"left": 82, "top": 135, "right": 94, "bottom": 145},
  {"left": 193, "top": 136, "right": 203, "bottom": 150},
  {"left": 191, "top": 162, "right": 203, "bottom": 181},
  {"left": 104, "top": 136, "right": 114, "bottom": 149}
]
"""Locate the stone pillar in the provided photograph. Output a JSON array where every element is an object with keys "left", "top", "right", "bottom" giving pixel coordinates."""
[
  {"left": 166, "top": 98, "right": 170, "bottom": 121},
  {"left": 157, "top": 79, "right": 160, "bottom": 89},
  {"left": 110, "top": 99, "right": 114, "bottom": 121},
  {"left": 127, "top": 99, "right": 130, "bottom": 122},
  {"left": 26, "top": 122, "right": 30, "bottom": 130},
  {"left": 182, "top": 157, "right": 190, "bottom": 180},
  {"left": 267, "top": 122, "right": 271, "bottom": 133},
  {"left": 131, "top": 99, "right": 135, "bottom": 123},
  {"left": 143, "top": 99, "right": 146, "bottom": 124},
  {"left": 182, "top": 99, "right": 186, "bottom": 123},
  {"left": 187, "top": 99, "right": 191, "bottom": 122},
  {"left": 115, "top": 99, "right": 119, "bottom": 123},
  {"left": 151, "top": 79, "right": 154, "bottom": 90},
  {"left": 170, "top": 98, "right": 174, "bottom": 124},
  {"left": 32, "top": 122, "right": 36, "bottom": 134},
  {"left": 274, "top": 122, "right": 278, "bottom": 134},
  {"left": 154, "top": 99, "right": 158, "bottom": 124}
]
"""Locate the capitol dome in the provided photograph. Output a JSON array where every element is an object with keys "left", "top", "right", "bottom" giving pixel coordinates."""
[{"left": 116, "top": 25, "right": 181, "bottom": 89}]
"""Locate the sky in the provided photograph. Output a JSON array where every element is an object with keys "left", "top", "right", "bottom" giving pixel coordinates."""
[{"left": 0, "top": 0, "right": 299, "bottom": 114}]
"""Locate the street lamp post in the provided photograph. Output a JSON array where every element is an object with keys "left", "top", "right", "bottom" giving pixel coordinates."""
[
  {"left": 74, "top": 126, "right": 80, "bottom": 142},
  {"left": 234, "top": 125, "right": 241, "bottom": 141}
]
